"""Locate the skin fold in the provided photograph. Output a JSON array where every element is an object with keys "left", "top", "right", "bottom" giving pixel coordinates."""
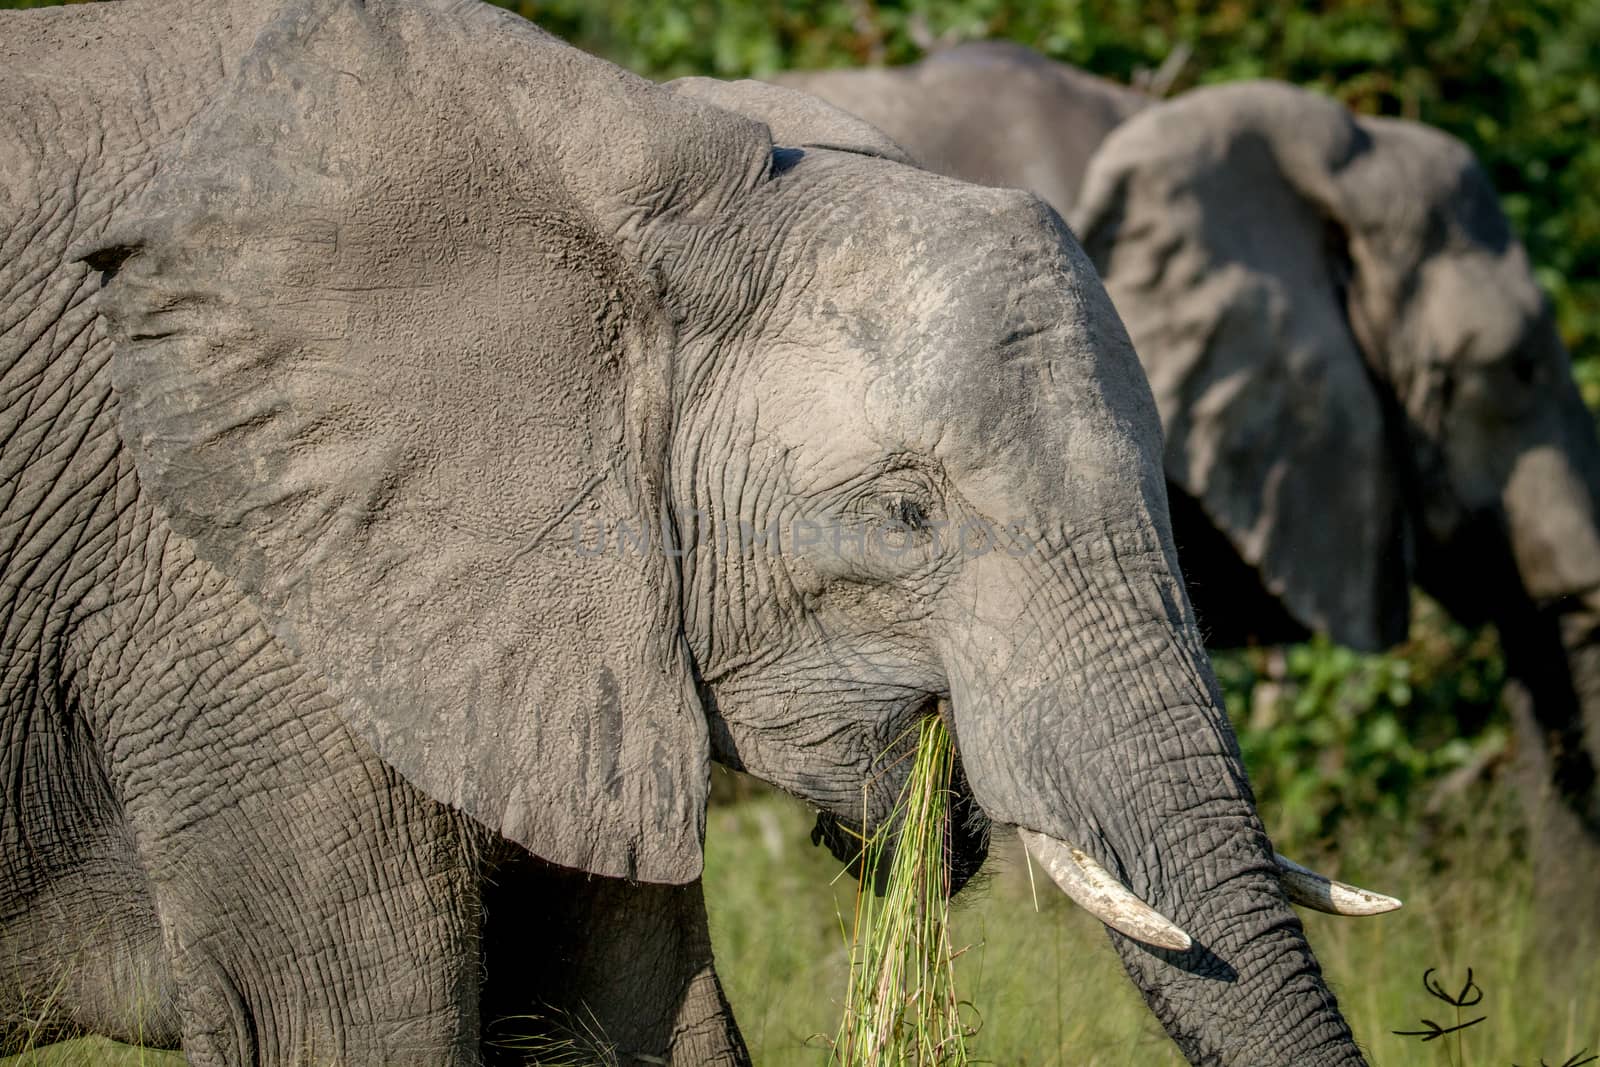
[
  {"left": 784, "top": 44, "right": 1600, "bottom": 927},
  {"left": 5, "top": 3, "right": 1369, "bottom": 1064}
]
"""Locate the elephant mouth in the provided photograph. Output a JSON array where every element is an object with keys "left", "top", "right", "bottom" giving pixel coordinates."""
[
  {"left": 1419, "top": 507, "right": 1600, "bottom": 623},
  {"left": 809, "top": 800, "right": 991, "bottom": 898},
  {"left": 1555, "top": 583, "right": 1600, "bottom": 622},
  {"left": 811, "top": 696, "right": 991, "bottom": 895}
]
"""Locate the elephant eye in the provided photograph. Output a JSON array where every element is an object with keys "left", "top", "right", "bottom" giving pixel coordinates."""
[{"left": 884, "top": 492, "right": 928, "bottom": 530}]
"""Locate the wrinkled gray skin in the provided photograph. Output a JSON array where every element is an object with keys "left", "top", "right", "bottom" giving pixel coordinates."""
[
  {"left": 3, "top": 6, "right": 747, "bottom": 1064},
  {"left": 0, "top": 4, "right": 1365, "bottom": 1065},
  {"left": 789, "top": 47, "right": 1600, "bottom": 920}
]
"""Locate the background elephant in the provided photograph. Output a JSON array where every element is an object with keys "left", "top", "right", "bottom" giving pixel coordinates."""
[
  {"left": 783, "top": 45, "right": 1600, "bottom": 922},
  {"left": 774, "top": 40, "right": 1144, "bottom": 214},
  {"left": 1, "top": 2, "right": 1381, "bottom": 1065},
  {"left": 1073, "top": 83, "right": 1600, "bottom": 923}
]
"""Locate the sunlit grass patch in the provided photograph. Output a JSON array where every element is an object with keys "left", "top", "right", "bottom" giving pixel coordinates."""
[
  {"left": 703, "top": 775, "right": 1598, "bottom": 1067},
  {"left": 0, "top": 1037, "right": 181, "bottom": 1066}
]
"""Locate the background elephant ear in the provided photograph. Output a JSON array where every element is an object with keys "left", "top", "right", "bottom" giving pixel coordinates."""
[
  {"left": 1072, "top": 82, "right": 1410, "bottom": 651},
  {"left": 663, "top": 76, "right": 916, "bottom": 163},
  {"left": 89, "top": 0, "right": 777, "bottom": 883}
]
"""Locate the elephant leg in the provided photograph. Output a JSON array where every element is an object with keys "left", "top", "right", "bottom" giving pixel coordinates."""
[
  {"left": 1506, "top": 678, "right": 1600, "bottom": 953},
  {"left": 68, "top": 546, "right": 484, "bottom": 1065},
  {"left": 1492, "top": 600, "right": 1600, "bottom": 952},
  {"left": 480, "top": 850, "right": 750, "bottom": 1066},
  {"left": 0, "top": 698, "right": 179, "bottom": 1050},
  {"left": 670, "top": 962, "right": 748, "bottom": 1067}
]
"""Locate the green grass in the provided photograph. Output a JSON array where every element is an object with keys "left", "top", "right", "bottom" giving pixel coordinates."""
[
  {"left": 702, "top": 783, "right": 1600, "bottom": 1067},
  {"left": 0, "top": 1038, "right": 180, "bottom": 1066}
]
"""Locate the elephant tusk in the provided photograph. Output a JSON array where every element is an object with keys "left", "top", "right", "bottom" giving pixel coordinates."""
[
  {"left": 1274, "top": 853, "right": 1402, "bottom": 915},
  {"left": 1017, "top": 829, "right": 1193, "bottom": 951}
]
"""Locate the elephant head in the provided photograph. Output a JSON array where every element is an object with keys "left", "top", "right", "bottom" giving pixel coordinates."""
[
  {"left": 1073, "top": 81, "right": 1600, "bottom": 876},
  {"left": 1075, "top": 80, "right": 1599, "bottom": 644},
  {"left": 89, "top": 5, "right": 1378, "bottom": 1061}
]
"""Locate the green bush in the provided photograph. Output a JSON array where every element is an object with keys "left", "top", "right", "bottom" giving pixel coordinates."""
[{"left": 1214, "top": 599, "right": 1507, "bottom": 851}]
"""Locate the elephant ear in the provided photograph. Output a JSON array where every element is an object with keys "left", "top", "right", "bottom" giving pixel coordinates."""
[
  {"left": 87, "top": 0, "right": 777, "bottom": 883},
  {"left": 663, "top": 76, "right": 916, "bottom": 164},
  {"left": 1072, "top": 81, "right": 1410, "bottom": 651}
]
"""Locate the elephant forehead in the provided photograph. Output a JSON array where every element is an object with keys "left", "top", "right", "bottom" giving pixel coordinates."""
[
  {"left": 743, "top": 162, "right": 1165, "bottom": 516},
  {"left": 859, "top": 243, "right": 1163, "bottom": 519}
]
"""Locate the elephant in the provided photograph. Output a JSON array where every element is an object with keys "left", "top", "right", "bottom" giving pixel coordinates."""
[
  {"left": 772, "top": 40, "right": 1145, "bottom": 215},
  {"left": 781, "top": 44, "right": 1600, "bottom": 922},
  {"left": 0, "top": 2, "right": 1395, "bottom": 1063}
]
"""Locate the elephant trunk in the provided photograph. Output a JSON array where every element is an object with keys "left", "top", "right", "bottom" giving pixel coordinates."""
[{"left": 945, "top": 532, "right": 1366, "bottom": 1064}]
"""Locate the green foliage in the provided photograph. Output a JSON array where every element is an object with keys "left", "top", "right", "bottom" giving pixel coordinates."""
[{"left": 1215, "top": 599, "right": 1507, "bottom": 851}]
